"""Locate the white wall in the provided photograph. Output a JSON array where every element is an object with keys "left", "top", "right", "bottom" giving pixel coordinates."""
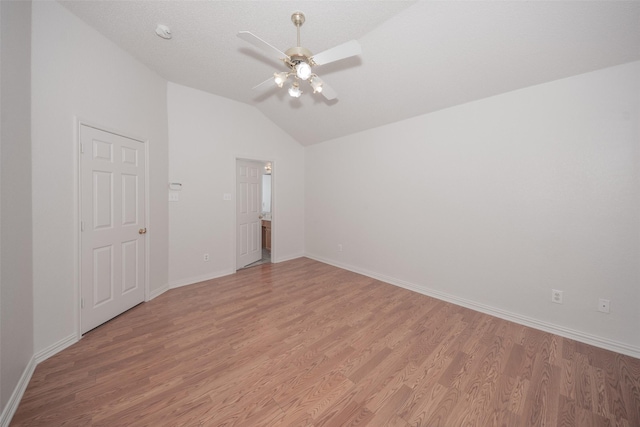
[
  {"left": 167, "top": 83, "right": 304, "bottom": 287},
  {"left": 31, "top": 1, "right": 169, "bottom": 354},
  {"left": 305, "top": 61, "right": 640, "bottom": 357},
  {"left": 0, "top": 0, "right": 33, "bottom": 414}
]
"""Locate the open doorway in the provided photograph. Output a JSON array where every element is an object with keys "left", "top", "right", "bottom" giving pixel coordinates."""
[{"left": 236, "top": 158, "right": 273, "bottom": 270}]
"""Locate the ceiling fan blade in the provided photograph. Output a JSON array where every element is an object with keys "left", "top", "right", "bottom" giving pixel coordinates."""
[
  {"left": 311, "top": 40, "right": 361, "bottom": 66},
  {"left": 319, "top": 80, "right": 337, "bottom": 101},
  {"left": 237, "top": 31, "right": 289, "bottom": 60},
  {"left": 252, "top": 77, "right": 276, "bottom": 91}
]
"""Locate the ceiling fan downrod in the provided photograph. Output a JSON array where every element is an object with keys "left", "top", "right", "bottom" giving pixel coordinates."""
[
  {"left": 285, "top": 12, "right": 314, "bottom": 70},
  {"left": 291, "top": 12, "right": 305, "bottom": 47}
]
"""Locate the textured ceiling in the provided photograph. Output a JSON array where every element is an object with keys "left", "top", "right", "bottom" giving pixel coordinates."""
[{"left": 59, "top": 1, "right": 640, "bottom": 146}]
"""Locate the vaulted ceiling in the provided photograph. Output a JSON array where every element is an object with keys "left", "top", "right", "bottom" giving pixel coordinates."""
[{"left": 59, "top": 1, "right": 640, "bottom": 146}]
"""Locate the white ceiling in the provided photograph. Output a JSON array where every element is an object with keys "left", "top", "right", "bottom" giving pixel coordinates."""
[{"left": 58, "top": 1, "right": 640, "bottom": 146}]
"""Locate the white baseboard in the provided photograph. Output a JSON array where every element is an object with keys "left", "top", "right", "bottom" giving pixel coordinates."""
[
  {"left": 0, "top": 356, "right": 37, "bottom": 427},
  {"left": 35, "top": 333, "right": 78, "bottom": 364},
  {"left": 167, "top": 255, "right": 305, "bottom": 291},
  {"left": 273, "top": 253, "right": 304, "bottom": 263},
  {"left": 169, "top": 269, "right": 235, "bottom": 290},
  {"left": 148, "top": 283, "right": 169, "bottom": 301},
  {"left": 305, "top": 253, "right": 640, "bottom": 360},
  {"left": 1, "top": 333, "right": 88, "bottom": 425}
]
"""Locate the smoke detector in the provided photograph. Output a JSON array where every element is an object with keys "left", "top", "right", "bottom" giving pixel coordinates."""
[{"left": 155, "top": 24, "right": 172, "bottom": 40}]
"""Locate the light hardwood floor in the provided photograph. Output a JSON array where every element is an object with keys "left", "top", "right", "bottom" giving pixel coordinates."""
[{"left": 12, "top": 258, "right": 640, "bottom": 426}]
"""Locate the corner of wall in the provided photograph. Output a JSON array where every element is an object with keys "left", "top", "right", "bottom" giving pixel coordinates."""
[
  {"left": 0, "top": 356, "right": 36, "bottom": 427},
  {"left": 0, "top": 0, "right": 34, "bottom": 420}
]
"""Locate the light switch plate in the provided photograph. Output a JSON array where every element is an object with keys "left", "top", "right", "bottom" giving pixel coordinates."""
[
  {"left": 169, "top": 193, "right": 179, "bottom": 202},
  {"left": 223, "top": 193, "right": 232, "bottom": 201}
]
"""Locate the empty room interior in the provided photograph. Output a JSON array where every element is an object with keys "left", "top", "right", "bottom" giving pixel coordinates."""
[{"left": 1, "top": 1, "right": 639, "bottom": 426}]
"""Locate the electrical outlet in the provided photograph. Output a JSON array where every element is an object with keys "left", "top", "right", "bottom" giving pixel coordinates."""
[
  {"left": 337, "top": 244, "right": 343, "bottom": 252},
  {"left": 552, "top": 289, "right": 563, "bottom": 304},
  {"left": 203, "top": 253, "right": 210, "bottom": 262},
  {"left": 598, "top": 298, "right": 610, "bottom": 313}
]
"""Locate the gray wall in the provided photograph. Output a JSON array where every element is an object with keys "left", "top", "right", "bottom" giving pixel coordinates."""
[
  {"left": 305, "top": 61, "right": 640, "bottom": 356},
  {"left": 167, "top": 82, "right": 305, "bottom": 288},
  {"left": 31, "top": 1, "right": 169, "bottom": 353},
  {"left": 0, "top": 0, "right": 34, "bottom": 412}
]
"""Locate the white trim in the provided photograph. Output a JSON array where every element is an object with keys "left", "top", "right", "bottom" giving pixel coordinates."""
[
  {"left": 0, "top": 333, "right": 77, "bottom": 426},
  {"left": 305, "top": 253, "right": 640, "bottom": 360},
  {"left": 169, "top": 269, "right": 235, "bottom": 290},
  {"left": 273, "top": 253, "right": 304, "bottom": 264},
  {"left": 76, "top": 119, "right": 146, "bottom": 144},
  {"left": 148, "top": 283, "right": 170, "bottom": 301},
  {"left": 166, "top": 254, "right": 305, "bottom": 291},
  {"left": 0, "top": 356, "right": 36, "bottom": 427},
  {"left": 143, "top": 129, "right": 151, "bottom": 304},
  {"left": 74, "top": 117, "right": 82, "bottom": 341},
  {"left": 34, "top": 333, "right": 78, "bottom": 364},
  {"left": 269, "top": 160, "right": 276, "bottom": 264}
]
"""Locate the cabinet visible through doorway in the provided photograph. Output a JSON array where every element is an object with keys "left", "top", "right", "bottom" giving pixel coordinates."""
[{"left": 262, "top": 220, "right": 271, "bottom": 251}]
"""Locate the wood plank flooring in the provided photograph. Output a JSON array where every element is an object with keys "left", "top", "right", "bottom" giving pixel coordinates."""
[{"left": 11, "top": 258, "right": 640, "bottom": 426}]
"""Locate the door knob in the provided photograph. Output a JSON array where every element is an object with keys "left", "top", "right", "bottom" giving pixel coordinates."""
[{"left": 138, "top": 228, "right": 147, "bottom": 234}]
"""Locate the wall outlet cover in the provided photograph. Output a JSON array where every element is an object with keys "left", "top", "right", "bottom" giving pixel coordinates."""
[{"left": 552, "top": 289, "right": 563, "bottom": 304}]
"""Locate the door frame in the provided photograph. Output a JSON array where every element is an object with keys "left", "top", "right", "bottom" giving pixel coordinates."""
[
  {"left": 234, "top": 155, "right": 275, "bottom": 270},
  {"left": 75, "top": 118, "right": 150, "bottom": 340}
]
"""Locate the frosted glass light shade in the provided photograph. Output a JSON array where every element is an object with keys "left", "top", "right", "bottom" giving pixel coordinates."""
[
  {"left": 295, "top": 62, "right": 312, "bottom": 80},
  {"left": 274, "top": 72, "right": 288, "bottom": 88},
  {"left": 310, "top": 77, "right": 323, "bottom": 93},
  {"left": 288, "top": 83, "right": 302, "bottom": 98}
]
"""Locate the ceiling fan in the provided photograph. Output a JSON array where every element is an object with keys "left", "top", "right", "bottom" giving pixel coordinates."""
[{"left": 237, "top": 12, "right": 362, "bottom": 101}]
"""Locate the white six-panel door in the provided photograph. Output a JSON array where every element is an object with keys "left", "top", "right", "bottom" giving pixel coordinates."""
[
  {"left": 80, "top": 125, "right": 146, "bottom": 334},
  {"left": 236, "top": 160, "right": 262, "bottom": 269}
]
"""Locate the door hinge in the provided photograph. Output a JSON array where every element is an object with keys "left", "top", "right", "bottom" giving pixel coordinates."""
[
  {"left": 80, "top": 142, "right": 84, "bottom": 154},
  {"left": 81, "top": 221, "right": 85, "bottom": 232},
  {"left": 81, "top": 298, "right": 85, "bottom": 309}
]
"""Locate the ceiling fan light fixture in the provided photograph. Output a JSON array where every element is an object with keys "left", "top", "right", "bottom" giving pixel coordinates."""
[
  {"left": 238, "top": 11, "right": 363, "bottom": 101},
  {"left": 274, "top": 71, "right": 288, "bottom": 88},
  {"left": 295, "top": 62, "right": 312, "bottom": 80},
  {"left": 288, "top": 82, "right": 302, "bottom": 98},
  {"left": 310, "top": 76, "right": 323, "bottom": 94}
]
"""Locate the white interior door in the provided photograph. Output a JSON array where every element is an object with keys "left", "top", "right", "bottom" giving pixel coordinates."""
[
  {"left": 80, "top": 125, "right": 145, "bottom": 334},
  {"left": 236, "top": 160, "right": 262, "bottom": 269}
]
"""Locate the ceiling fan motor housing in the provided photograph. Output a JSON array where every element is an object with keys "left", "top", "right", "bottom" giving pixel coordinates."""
[{"left": 285, "top": 46, "right": 315, "bottom": 68}]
